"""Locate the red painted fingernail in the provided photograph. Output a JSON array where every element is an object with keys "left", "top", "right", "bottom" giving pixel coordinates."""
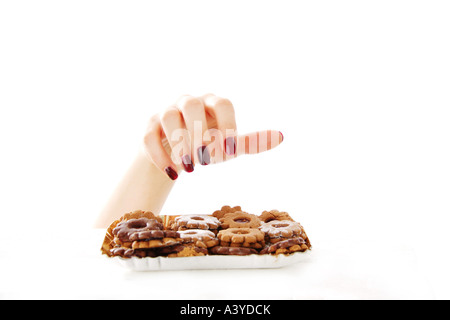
[
  {"left": 197, "top": 145, "right": 210, "bottom": 165},
  {"left": 279, "top": 131, "right": 284, "bottom": 142},
  {"left": 164, "top": 167, "right": 178, "bottom": 180},
  {"left": 225, "top": 137, "right": 236, "bottom": 155},
  {"left": 181, "top": 155, "right": 194, "bottom": 173}
]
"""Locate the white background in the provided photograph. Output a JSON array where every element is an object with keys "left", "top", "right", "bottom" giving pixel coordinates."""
[{"left": 0, "top": 1, "right": 449, "bottom": 299}]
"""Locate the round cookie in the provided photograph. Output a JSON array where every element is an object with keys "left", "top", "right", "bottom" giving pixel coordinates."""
[
  {"left": 132, "top": 237, "right": 181, "bottom": 249},
  {"left": 167, "top": 245, "right": 209, "bottom": 257},
  {"left": 102, "top": 210, "right": 162, "bottom": 257},
  {"left": 114, "top": 229, "right": 179, "bottom": 248},
  {"left": 170, "top": 215, "right": 220, "bottom": 231},
  {"left": 110, "top": 247, "right": 135, "bottom": 258},
  {"left": 110, "top": 247, "right": 149, "bottom": 258},
  {"left": 129, "top": 230, "right": 179, "bottom": 241},
  {"left": 112, "top": 218, "right": 164, "bottom": 242},
  {"left": 209, "top": 246, "right": 258, "bottom": 256},
  {"left": 218, "top": 228, "right": 264, "bottom": 244},
  {"left": 123, "top": 210, "right": 162, "bottom": 223},
  {"left": 259, "top": 210, "right": 294, "bottom": 223},
  {"left": 259, "top": 237, "right": 309, "bottom": 255},
  {"left": 259, "top": 220, "right": 303, "bottom": 239},
  {"left": 212, "top": 205, "right": 243, "bottom": 219},
  {"left": 220, "top": 212, "right": 261, "bottom": 229},
  {"left": 178, "top": 229, "right": 219, "bottom": 248},
  {"left": 219, "top": 241, "right": 265, "bottom": 250}
]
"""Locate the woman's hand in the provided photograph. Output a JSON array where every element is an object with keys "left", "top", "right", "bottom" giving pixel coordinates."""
[
  {"left": 95, "top": 93, "right": 284, "bottom": 227},
  {"left": 143, "top": 94, "right": 284, "bottom": 180}
]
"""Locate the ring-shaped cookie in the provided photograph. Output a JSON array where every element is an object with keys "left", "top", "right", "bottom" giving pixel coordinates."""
[
  {"left": 259, "top": 237, "right": 309, "bottom": 255},
  {"left": 129, "top": 230, "right": 179, "bottom": 241},
  {"left": 219, "top": 212, "right": 261, "bottom": 229},
  {"left": 218, "top": 228, "right": 265, "bottom": 244},
  {"left": 171, "top": 215, "right": 220, "bottom": 230},
  {"left": 101, "top": 210, "right": 162, "bottom": 256},
  {"left": 212, "top": 205, "right": 243, "bottom": 219},
  {"left": 112, "top": 218, "right": 164, "bottom": 242},
  {"left": 178, "top": 229, "right": 216, "bottom": 242},
  {"left": 166, "top": 245, "right": 209, "bottom": 257},
  {"left": 259, "top": 220, "right": 302, "bottom": 238},
  {"left": 178, "top": 229, "right": 219, "bottom": 248},
  {"left": 259, "top": 210, "right": 294, "bottom": 223},
  {"left": 209, "top": 246, "right": 258, "bottom": 256}
]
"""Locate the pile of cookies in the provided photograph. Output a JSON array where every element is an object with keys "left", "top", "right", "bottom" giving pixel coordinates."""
[{"left": 101, "top": 206, "right": 311, "bottom": 259}]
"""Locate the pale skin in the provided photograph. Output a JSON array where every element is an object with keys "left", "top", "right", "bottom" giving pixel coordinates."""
[{"left": 94, "top": 94, "right": 284, "bottom": 228}]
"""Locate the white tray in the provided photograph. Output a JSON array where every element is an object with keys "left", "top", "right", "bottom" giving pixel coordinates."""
[{"left": 109, "top": 251, "right": 311, "bottom": 271}]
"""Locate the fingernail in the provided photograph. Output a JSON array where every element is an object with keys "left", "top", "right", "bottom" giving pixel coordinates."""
[
  {"left": 224, "top": 137, "right": 236, "bottom": 155},
  {"left": 164, "top": 167, "right": 178, "bottom": 180},
  {"left": 181, "top": 155, "right": 194, "bottom": 173},
  {"left": 279, "top": 131, "right": 284, "bottom": 142},
  {"left": 197, "top": 145, "right": 210, "bottom": 165}
]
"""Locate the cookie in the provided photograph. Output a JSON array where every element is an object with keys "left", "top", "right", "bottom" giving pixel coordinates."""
[
  {"left": 112, "top": 238, "right": 133, "bottom": 248},
  {"left": 209, "top": 246, "right": 258, "bottom": 256},
  {"left": 126, "top": 210, "right": 162, "bottom": 222},
  {"left": 116, "top": 230, "right": 181, "bottom": 249},
  {"left": 218, "top": 228, "right": 264, "bottom": 244},
  {"left": 101, "top": 210, "right": 162, "bottom": 257},
  {"left": 259, "top": 210, "right": 294, "bottom": 223},
  {"left": 132, "top": 237, "right": 181, "bottom": 249},
  {"left": 178, "top": 229, "right": 219, "bottom": 248},
  {"left": 112, "top": 218, "right": 163, "bottom": 242},
  {"left": 110, "top": 247, "right": 149, "bottom": 258},
  {"left": 259, "top": 220, "right": 303, "bottom": 239},
  {"left": 212, "top": 205, "right": 243, "bottom": 219},
  {"left": 167, "top": 245, "right": 209, "bottom": 257},
  {"left": 267, "top": 237, "right": 294, "bottom": 244},
  {"left": 129, "top": 230, "right": 179, "bottom": 241},
  {"left": 110, "top": 247, "right": 135, "bottom": 258},
  {"left": 220, "top": 212, "right": 261, "bottom": 229},
  {"left": 219, "top": 241, "right": 265, "bottom": 249},
  {"left": 170, "top": 215, "right": 220, "bottom": 231},
  {"left": 259, "top": 238, "right": 309, "bottom": 255}
]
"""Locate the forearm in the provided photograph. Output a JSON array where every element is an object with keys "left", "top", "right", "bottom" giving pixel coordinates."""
[{"left": 94, "top": 149, "right": 175, "bottom": 228}]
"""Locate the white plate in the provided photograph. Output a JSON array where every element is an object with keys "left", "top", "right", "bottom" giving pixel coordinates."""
[{"left": 109, "top": 251, "right": 311, "bottom": 271}]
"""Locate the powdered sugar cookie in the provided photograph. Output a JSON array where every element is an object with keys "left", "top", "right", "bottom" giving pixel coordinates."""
[
  {"left": 170, "top": 215, "right": 220, "bottom": 231},
  {"left": 178, "top": 229, "right": 219, "bottom": 248},
  {"left": 259, "top": 220, "right": 303, "bottom": 239}
]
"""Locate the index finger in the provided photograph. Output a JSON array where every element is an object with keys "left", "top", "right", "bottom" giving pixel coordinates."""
[{"left": 236, "top": 130, "right": 284, "bottom": 156}]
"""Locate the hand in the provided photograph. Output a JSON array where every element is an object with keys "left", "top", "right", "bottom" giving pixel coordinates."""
[{"left": 143, "top": 94, "right": 284, "bottom": 180}]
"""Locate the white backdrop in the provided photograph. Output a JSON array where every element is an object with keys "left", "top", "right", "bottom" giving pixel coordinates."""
[{"left": 0, "top": 1, "right": 449, "bottom": 299}]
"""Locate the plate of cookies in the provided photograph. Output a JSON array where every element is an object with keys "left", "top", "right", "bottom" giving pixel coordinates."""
[{"left": 101, "top": 206, "right": 312, "bottom": 271}]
